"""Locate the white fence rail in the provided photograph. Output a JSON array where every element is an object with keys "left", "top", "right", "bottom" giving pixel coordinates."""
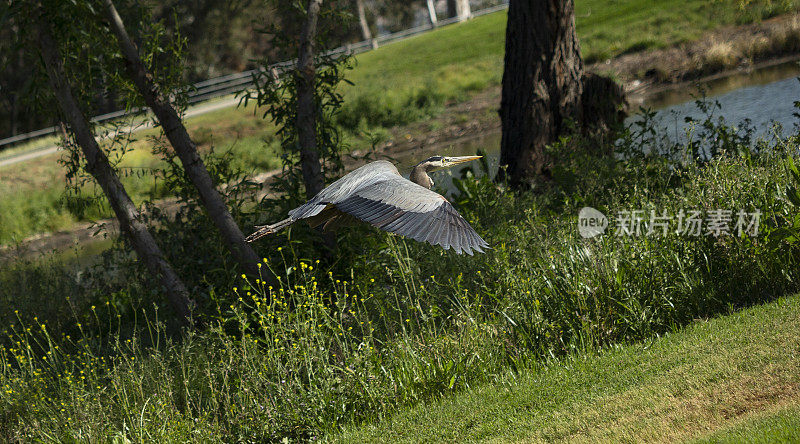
[{"left": 0, "top": 2, "right": 508, "bottom": 150}]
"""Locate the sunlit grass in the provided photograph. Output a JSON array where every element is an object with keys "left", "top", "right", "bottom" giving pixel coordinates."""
[
  {"left": 332, "top": 293, "right": 800, "bottom": 443},
  {"left": 0, "top": 245, "right": 515, "bottom": 441},
  {"left": 692, "top": 403, "right": 800, "bottom": 443}
]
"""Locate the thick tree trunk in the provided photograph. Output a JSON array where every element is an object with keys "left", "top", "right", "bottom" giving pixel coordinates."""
[
  {"left": 498, "top": 0, "right": 584, "bottom": 188},
  {"left": 36, "top": 23, "right": 193, "bottom": 326},
  {"left": 426, "top": 0, "right": 438, "bottom": 26},
  {"left": 101, "top": 0, "right": 263, "bottom": 277},
  {"left": 296, "top": 0, "right": 325, "bottom": 199},
  {"left": 354, "top": 0, "right": 377, "bottom": 48}
]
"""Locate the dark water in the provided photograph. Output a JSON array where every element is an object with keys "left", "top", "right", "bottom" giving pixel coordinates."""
[
  {"left": 644, "top": 60, "right": 800, "bottom": 111},
  {"left": 646, "top": 61, "right": 800, "bottom": 140}
]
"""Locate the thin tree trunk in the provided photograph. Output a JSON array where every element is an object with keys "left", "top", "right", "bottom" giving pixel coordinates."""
[
  {"left": 296, "top": 0, "right": 325, "bottom": 199},
  {"left": 426, "top": 0, "right": 438, "bottom": 26},
  {"left": 100, "top": 0, "right": 263, "bottom": 277},
  {"left": 354, "top": 0, "right": 376, "bottom": 49},
  {"left": 36, "top": 22, "right": 193, "bottom": 326},
  {"left": 497, "top": 0, "right": 583, "bottom": 188},
  {"left": 296, "top": 0, "right": 338, "bottom": 253},
  {"left": 448, "top": 0, "right": 470, "bottom": 20}
]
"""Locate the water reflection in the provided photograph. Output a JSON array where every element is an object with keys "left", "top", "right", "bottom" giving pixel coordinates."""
[
  {"left": 638, "top": 60, "right": 800, "bottom": 141},
  {"left": 644, "top": 60, "right": 800, "bottom": 110}
]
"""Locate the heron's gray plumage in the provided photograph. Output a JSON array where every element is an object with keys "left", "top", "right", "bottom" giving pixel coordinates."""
[{"left": 246, "top": 158, "right": 489, "bottom": 255}]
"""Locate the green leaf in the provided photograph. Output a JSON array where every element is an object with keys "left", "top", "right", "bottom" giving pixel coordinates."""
[
  {"left": 788, "top": 156, "right": 800, "bottom": 183},
  {"left": 787, "top": 186, "right": 800, "bottom": 207}
]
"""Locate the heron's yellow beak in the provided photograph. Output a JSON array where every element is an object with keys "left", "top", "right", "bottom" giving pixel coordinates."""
[{"left": 442, "top": 155, "right": 482, "bottom": 168}]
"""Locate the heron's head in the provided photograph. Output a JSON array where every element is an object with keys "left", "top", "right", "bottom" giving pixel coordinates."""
[{"left": 417, "top": 155, "right": 482, "bottom": 172}]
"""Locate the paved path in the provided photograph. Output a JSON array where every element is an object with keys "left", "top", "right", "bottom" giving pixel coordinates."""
[{"left": 0, "top": 97, "right": 239, "bottom": 168}]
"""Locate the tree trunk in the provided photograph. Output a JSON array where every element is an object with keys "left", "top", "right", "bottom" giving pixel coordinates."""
[
  {"left": 296, "top": 0, "right": 338, "bottom": 253},
  {"left": 36, "top": 22, "right": 194, "bottom": 326},
  {"left": 497, "top": 0, "right": 584, "bottom": 188},
  {"left": 296, "top": 0, "right": 325, "bottom": 199},
  {"left": 101, "top": 0, "right": 263, "bottom": 278},
  {"left": 354, "top": 0, "right": 377, "bottom": 48},
  {"left": 426, "top": 0, "right": 438, "bottom": 26}
]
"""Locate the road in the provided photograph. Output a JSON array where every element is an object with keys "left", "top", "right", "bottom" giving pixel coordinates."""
[{"left": 0, "top": 96, "right": 240, "bottom": 169}]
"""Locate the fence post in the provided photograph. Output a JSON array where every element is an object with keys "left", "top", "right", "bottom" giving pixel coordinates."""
[
  {"left": 426, "top": 0, "right": 438, "bottom": 27},
  {"left": 457, "top": 0, "right": 471, "bottom": 21}
]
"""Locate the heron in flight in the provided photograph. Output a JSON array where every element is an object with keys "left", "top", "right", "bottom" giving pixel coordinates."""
[{"left": 245, "top": 155, "right": 489, "bottom": 255}]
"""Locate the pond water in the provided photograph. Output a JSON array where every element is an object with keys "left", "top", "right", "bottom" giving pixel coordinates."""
[
  {"left": 648, "top": 60, "right": 800, "bottom": 141},
  {"left": 643, "top": 60, "right": 800, "bottom": 111}
]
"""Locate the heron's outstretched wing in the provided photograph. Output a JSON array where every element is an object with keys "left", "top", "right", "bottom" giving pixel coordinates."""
[
  {"left": 332, "top": 175, "right": 489, "bottom": 255},
  {"left": 287, "top": 160, "right": 401, "bottom": 220}
]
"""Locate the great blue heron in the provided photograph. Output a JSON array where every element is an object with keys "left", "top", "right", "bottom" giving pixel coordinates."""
[{"left": 245, "top": 155, "right": 489, "bottom": 255}]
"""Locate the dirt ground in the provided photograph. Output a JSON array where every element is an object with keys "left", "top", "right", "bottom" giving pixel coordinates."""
[{"left": 611, "top": 12, "right": 800, "bottom": 93}]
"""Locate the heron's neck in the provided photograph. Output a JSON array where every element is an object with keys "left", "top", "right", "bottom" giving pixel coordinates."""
[{"left": 410, "top": 164, "right": 433, "bottom": 189}]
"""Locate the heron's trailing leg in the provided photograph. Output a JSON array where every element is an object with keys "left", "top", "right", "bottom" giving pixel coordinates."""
[{"left": 245, "top": 218, "right": 294, "bottom": 242}]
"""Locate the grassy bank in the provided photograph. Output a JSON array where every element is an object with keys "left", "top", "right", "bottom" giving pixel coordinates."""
[
  {"left": 332, "top": 293, "right": 800, "bottom": 443},
  {"left": 3, "top": 0, "right": 800, "bottom": 244}
]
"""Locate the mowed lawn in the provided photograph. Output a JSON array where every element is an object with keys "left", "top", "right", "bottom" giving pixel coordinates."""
[
  {"left": 2, "top": 0, "right": 799, "bottom": 244},
  {"left": 332, "top": 294, "right": 800, "bottom": 443}
]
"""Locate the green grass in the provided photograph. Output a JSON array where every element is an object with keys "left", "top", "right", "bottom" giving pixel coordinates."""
[
  {"left": 344, "top": 0, "right": 800, "bottom": 95},
  {"left": 338, "top": 0, "right": 800, "bottom": 126},
  {"left": 692, "top": 403, "right": 800, "bottom": 443},
  {"left": 0, "top": 101, "right": 283, "bottom": 244},
  {"left": 331, "top": 293, "right": 800, "bottom": 443}
]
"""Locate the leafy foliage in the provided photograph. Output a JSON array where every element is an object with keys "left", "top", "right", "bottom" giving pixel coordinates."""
[{"left": 241, "top": 2, "right": 354, "bottom": 206}]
